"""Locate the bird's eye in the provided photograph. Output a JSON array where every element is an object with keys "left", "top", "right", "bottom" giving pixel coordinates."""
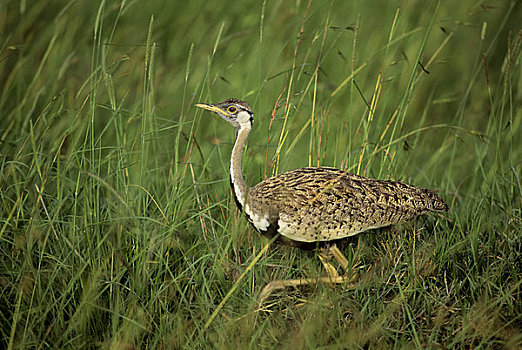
[{"left": 227, "top": 106, "right": 237, "bottom": 114}]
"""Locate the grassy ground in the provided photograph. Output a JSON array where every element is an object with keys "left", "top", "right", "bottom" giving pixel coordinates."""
[{"left": 1, "top": 0, "right": 521, "bottom": 348}]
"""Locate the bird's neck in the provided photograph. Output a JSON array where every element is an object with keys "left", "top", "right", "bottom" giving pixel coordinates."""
[{"left": 229, "top": 124, "right": 250, "bottom": 210}]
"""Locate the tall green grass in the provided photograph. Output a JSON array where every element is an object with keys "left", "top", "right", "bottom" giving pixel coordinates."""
[{"left": 1, "top": 0, "right": 520, "bottom": 348}]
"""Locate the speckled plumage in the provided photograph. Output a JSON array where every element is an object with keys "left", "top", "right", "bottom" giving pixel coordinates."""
[
  {"left": 247, "top": 167, "right": 448, "bottom": 244},
  {"left": 196, "top": 99, "right": 448, "bottom": 249}
]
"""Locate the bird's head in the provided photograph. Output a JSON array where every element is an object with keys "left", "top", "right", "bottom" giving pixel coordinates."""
[{"left": 196, "top": 98, "right": 253, "bottom": 130}]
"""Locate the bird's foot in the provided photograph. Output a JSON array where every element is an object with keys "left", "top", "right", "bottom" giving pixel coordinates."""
[{"left": 258, "top": 244, "right": 357, "bottom": 304}]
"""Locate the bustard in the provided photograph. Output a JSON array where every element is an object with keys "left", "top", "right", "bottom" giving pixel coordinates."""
[{"left": 196, "top": 98, "right": 448, "bottom": 300}]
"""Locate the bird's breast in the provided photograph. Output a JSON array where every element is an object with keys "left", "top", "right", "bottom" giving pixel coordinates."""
[{"left": 244, "top": 203, "right": 271, "bottom": 232}]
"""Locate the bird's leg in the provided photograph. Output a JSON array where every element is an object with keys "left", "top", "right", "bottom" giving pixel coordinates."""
[
  {"left": 317, "top": 250, "right": 340, "bottom": 277},
  {"left": 258, "top": 244, "right": 356, "bottom": 304},
  {"left": 326, "top": 244, "right": 350, "bottom": 272}
]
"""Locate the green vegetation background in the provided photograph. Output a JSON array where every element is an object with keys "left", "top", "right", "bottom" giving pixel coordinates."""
[{"left": 1, "top": 0, "right": 520, "bottom": 348}]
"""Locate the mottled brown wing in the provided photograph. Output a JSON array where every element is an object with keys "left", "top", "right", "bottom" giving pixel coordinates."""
[{"left": 247, "top": 167, "right": 447, "bottom": 243}]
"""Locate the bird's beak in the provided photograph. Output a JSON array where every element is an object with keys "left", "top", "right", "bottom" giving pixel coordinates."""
[{"left": 196, "top": 103, "right": 231, "bottom": 117}]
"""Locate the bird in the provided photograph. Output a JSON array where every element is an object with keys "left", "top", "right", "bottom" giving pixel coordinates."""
[{"left": 196, "top": 98, "right": 448, "bottom": 301}]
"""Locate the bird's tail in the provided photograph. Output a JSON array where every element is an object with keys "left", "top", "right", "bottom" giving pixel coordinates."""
[{"left": 423, "top": 189, "right": 449, "bottom": 212}]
